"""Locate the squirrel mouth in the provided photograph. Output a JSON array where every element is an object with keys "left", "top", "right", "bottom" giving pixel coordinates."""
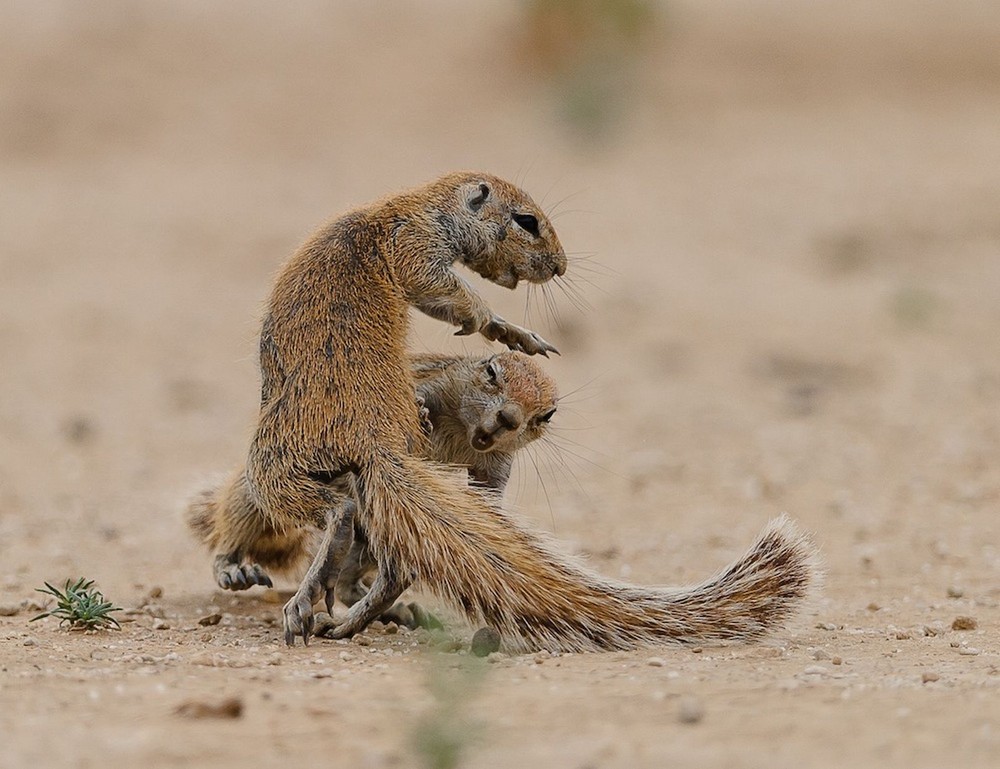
[
  {"left": 495, "top": 271, "right": 519, "bottom": 289},
  {"left": 471, "top": 429, "right": 496, "bottom": 452}
]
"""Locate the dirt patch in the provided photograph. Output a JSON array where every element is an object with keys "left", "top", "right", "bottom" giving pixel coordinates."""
[{"left": 2, "top": 3, "right": 999, "bottom": 767}]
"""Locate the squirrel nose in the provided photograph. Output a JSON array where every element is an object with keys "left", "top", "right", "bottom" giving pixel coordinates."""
[
  {"left": 497, "top": 405, "right": 521, "bottom": 431},
  {"left": 552, "top": 260, "right": 566, "bottom": 277}
]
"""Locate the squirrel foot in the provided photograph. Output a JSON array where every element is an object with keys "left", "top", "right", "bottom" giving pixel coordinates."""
[
  {"left": 283, "top": 590, "right": 318, "bottom": 646},
  {"left": 315, "top": 564, "right": 410, "bottom": 640},
  {"left": 283, "top": 574, "right": 338, "bottom": 646},
  {"left": 481, "top": 316, "right": 558, "bottom": 357},
  {"left": 310, "top": 601, "right": 441, "bottom": 636},
  {"left": 213, "top": 554, "right": 273, "bottom": 591}
]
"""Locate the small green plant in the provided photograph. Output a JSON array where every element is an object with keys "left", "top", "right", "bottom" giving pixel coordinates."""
[
  {"left": 413, "top": 653, "right": 489, "bottom": 769},
  {"left": 31, "top": 577, "right": 122, "bottom": 630}
]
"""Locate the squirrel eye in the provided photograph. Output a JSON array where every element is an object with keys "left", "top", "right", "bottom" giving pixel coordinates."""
[
  {"left": 537, "top": 407, "right": 556, "bottom": 423},
  {"left": 485, "top": 359, "right": 500, "bottom": 383},
  {"left": 512, "top": 212, "right": 540, "bottom": 238}
]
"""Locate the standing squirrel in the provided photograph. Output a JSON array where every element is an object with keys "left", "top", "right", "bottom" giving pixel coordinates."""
[
  {"left": 235, "top": 171, "right": 815, "bottom": 652},
  {"left": 186, "top": 351, "right": 558, "bottom": 595}
]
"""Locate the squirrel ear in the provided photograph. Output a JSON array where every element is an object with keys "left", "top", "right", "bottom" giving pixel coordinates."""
[{"left": 467, "top": 182, "right": 490, "bottom": 212}]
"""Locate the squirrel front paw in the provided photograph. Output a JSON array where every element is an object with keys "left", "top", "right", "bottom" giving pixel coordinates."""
[
  {"left": 482, "top": 316, "right": 559, "bottom": 357},
  {"left": 415, "top": 394, "right": 433, "bottom": 437}
]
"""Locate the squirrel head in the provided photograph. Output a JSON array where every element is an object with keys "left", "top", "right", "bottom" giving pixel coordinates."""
[
  {"left": 458, "top": 351, "right": 558, "bottom": 453},
  {"left": 445, "top": 172, "right": 568, "bottom": 289}
]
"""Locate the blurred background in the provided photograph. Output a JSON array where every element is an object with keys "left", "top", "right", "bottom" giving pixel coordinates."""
[{"left": 2, "top": 0, "right": 999, "bottom": 623}]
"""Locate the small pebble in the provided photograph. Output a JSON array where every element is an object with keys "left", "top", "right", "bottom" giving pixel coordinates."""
[
  {"left": 647, "top": 656, "right": 667, "bottom": 667},
  {"left": 152, "top": 619, "right": 170, "bottom": 630},
  {"left": 338, "top": 651, "right": 355, "bottom": 662},
  {"left": 958, "top": 647, "right": 981, "bottom": 656},
  {"left": 691, "top": 647, "right": 703, "bottom": 654},
  {"left": 175, "top": 696, "right": 243, "bottom": 719},
  {"left": 471, "top": 627, "right": 501, "bottom": 658},
  {"left": 677, "top": 696, "right": 705, "bottom": 724},
  {"left": 23, "top": 637, "right": 37, "bottom": 647},
  {"left": 62, "top": 416, "right": 96, "bottom": 444},
  {"left": 383, "top": 622, "right": 399, "bottom": 635},
  {"left": 921, "top": 672, "right": 940, "bottom": 683},
  {"left": 946, "top": 586, "right": 964, "bottom": 599},
  {"left": 198, "top": 613, "right": 223, "bottom": 627},
  {"left": 816, "top": 622, "right": 837, "bottom": 631},
  {"left": 866, "top": 602, "right": 881, "bottom": 612},
  {"left": 831, "top": 656, "right": 843, "bottom": 665},
  {"left": 0, "top": 603, "right": 21, "bottom": 617},
  {"left": 951, "top": 616, "right": 977, "bottom": 631},
  {"left": 812, "top": 649, "right": 831, "bottom": 661},
  {"left": 802, "top": 665, "right": 828, "bottom": 676}
]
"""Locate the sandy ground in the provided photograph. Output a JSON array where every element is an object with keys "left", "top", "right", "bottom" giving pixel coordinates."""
[{"left": 2, "top": 2, "right": 1000, "bottom": 767}]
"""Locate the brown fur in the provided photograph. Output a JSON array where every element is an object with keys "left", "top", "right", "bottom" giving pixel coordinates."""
[
  {"left": 227, "top": 171, "right": 817, "bottom": 652},
  {"left": 186, "top": 351, "right": 558, "bottom": 590}
]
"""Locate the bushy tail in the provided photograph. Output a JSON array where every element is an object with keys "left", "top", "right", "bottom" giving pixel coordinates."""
[{"left": 359, "top": 451, "right": 818, "bottom": 653}]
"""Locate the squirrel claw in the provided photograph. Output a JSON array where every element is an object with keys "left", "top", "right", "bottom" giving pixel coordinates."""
[
  {"left": 216, "top": 561, "right": 273, "bottom": 592},
  {"left": 247, "top": 563, "right": 273, "bottom": 588},
  {"left": 415, "top": 394, "right": 433, "bottom": 437},
  {"left": 482, "top": 316, "right": 557, "bottom": 358},
  {"left": 282, "top": 591, "right": 316, "bottom": 647}
]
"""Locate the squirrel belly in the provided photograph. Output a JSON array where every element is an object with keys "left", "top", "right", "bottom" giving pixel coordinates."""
[{"left": 358, "top": 449, "right": 817, "bottom": 653}]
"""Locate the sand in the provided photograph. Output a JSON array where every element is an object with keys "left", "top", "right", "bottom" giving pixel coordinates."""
[{"left": 2, "top": 2, "right": 999, "bottom": 767}]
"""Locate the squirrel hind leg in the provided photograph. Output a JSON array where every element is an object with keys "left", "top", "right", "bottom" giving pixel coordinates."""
[{"left": 283, "top": 502, "right": 357, "bottom": 646}]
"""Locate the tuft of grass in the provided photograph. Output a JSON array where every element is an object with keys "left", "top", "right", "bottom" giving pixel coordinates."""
[
  {"left": 412, "top": 654, "right": 489, "bottom": 769},
  {"left": 31, "top": 577, "right": 122, "bottom": 631}
]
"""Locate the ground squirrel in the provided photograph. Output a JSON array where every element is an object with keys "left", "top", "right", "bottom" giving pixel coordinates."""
[
  {"left": 186, "top": 351, "right": 557, "bottom": 596},
  {"left": 227, "top": 171, "right": 816, "bottom": 652}
]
